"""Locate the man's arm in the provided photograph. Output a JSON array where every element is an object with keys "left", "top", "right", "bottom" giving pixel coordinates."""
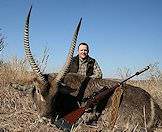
[{"left": 90, "top": 61, "right": 102, "bottom": 78}]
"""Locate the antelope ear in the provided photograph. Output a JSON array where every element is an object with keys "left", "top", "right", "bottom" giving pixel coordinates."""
[{"left": 58, "top": 83, "right": 77, "bottom": 94}]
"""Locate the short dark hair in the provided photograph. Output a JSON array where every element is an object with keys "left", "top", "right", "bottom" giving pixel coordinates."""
[{"left": 78, "top": 42, "right": 89, "bottom": 51}]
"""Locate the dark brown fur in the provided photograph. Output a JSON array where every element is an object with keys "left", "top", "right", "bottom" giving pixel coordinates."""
[{"left": 32, "top": 73, "right": 162, "bottom": 131}]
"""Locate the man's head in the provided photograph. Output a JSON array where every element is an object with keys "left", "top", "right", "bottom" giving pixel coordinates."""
[{"left": 78, "top": 42, "right": 89, "bottom": 60}]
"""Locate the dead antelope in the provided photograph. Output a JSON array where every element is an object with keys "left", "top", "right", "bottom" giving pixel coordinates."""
[{"left": 23, "top": 6, "right": 162, "bottom": 131}]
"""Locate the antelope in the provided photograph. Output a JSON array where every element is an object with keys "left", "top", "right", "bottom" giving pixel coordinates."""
[{"left": 23, "top": 6, "right": 162, "bottom": 131}]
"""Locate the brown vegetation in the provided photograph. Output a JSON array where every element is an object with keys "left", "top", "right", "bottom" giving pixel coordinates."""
[{"left": 0, "top": 58, "right": 162, "bottom": 131}]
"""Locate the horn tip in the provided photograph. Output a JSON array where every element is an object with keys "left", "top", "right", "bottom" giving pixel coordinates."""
[
  {"left": 26, "top": 6, "right": 33, "bottom": 23},
  {"left": 79, "top": 17, "right": 82, "bottom": 23},
  {"left": 29, "top": 5, "right": 32, "bottom": 14}
]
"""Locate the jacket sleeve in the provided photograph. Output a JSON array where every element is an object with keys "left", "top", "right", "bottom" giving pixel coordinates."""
[{"left": 90, "top": 60, "right": 103, "bottom": 78}]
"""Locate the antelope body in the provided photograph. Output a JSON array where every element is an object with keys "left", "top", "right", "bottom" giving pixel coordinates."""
[{"left": 23, "top": 7, "right": 162, "bottom": 131}]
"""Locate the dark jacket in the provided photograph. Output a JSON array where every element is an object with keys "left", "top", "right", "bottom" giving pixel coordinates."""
[{"left": 68, "top": 55, "right": 95, "bottom": 77}]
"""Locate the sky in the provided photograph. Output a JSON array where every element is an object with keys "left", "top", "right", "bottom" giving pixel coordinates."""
[{"left": 0, "top": 0, "right": 162, "bottom": 78}]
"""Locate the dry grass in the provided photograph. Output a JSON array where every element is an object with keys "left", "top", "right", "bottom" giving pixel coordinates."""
[
  {"left": 0, "top": 86, "right": 61, "bottom": 132},
  {"left": 0, "top": 57, "right": 34, "bottom": 87},
  {"left": 0, "top": 57, "right": 60, "bottom": 131},
  {"left": 0, "top": 58, "right": 162, "bottom": 131}
]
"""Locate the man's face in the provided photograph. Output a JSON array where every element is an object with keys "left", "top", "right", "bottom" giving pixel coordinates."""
[{"left": 78, "top": 44, "right": 89, "bottom": 60}]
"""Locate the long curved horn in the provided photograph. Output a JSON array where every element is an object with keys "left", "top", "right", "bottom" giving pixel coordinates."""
[
  {"left": 55, "top": 18, "right": 82, "bottom": 82},
  {"left": 24, "top": 6, "right": 46, "bottom": 83}
]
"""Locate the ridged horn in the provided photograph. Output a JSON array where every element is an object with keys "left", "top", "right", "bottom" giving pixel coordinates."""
[
  {"left": 24, "top": 6, "right": 46, "bottom": 83},
  {"left": 55, "top": 18, "right": 82, "bottom": 82}
]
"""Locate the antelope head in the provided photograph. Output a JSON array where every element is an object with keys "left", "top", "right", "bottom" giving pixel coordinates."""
[{"left": 24, "top": 6, "right": 82, "bottom": 117}]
